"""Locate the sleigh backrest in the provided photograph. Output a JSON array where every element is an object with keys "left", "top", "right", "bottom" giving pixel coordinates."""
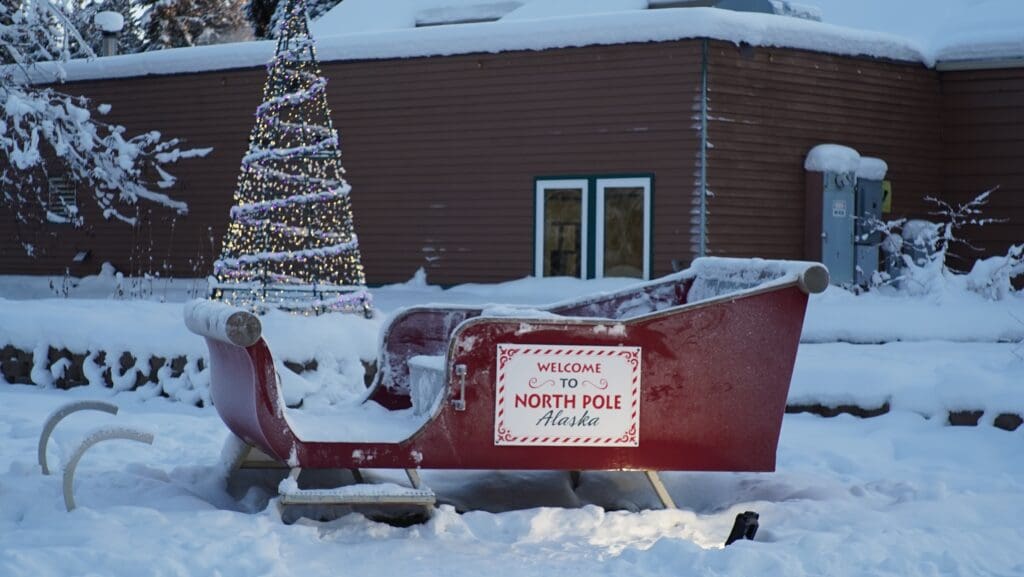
[{"left": 184, "top": 300, "right": 295, "bottom": 462}]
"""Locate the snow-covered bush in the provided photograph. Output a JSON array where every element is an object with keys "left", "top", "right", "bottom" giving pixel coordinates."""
[
  {"left": 868, "top": 189, "right": 1022, "bottom": 299},
  {"left": 965, "top": 244, "right": 1024, "bottom": 301}
]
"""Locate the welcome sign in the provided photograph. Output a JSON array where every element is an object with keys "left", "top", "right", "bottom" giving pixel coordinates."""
[{"left": 494, "top": 344, "right": 641, "bottom": 447}]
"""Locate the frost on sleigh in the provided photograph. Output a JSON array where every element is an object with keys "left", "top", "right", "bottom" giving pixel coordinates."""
[{"left": 185, "top": 258, "right": 828, "bottom": 510}]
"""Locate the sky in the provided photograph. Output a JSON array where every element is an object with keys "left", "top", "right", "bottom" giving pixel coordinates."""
[{"left": 809, "top": 0, "right": 1024, "bottom": 60}]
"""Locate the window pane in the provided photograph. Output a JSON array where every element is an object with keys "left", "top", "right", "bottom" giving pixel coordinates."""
[
  {"left": 543, "top": 188, "right": 582, "bottom": 277},
  {"left": 602, "top": 187, "right": 644, "bottom": 278}
]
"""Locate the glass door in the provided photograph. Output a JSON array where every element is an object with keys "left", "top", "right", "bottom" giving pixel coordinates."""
[
  {"left": 596, "top": 178, "right": 651, "bottom": 279},
  {"left": 535, "top": 179, "right": 588, "bottom": 278}
]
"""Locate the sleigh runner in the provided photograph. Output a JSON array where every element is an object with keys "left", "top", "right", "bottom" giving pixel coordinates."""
[{"left": 186, "top": 257, "right": 827, "bottom": 510}]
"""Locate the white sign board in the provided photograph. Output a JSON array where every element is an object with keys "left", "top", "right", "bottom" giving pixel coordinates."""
[{"left": 494, "top": 344, "right": 641, "bottom": 447}]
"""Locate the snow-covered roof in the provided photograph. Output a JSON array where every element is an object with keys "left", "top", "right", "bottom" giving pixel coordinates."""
[
  {"left": 35, "top": 0, "right": 1024, "bottom": 84},
  {"left": 44, "top": 6, "right": 925, "bottom": 84}
]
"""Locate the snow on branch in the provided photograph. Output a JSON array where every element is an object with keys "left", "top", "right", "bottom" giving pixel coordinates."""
[
  {"left": 924, "top": 187, "right": 1006, "bottom": 258},
  {"left": 1, "top": 0, "right": 211, "bottom": 235}
]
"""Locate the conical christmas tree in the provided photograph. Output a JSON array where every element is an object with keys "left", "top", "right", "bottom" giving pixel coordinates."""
[{"left": 211, "top": 0, "right": 371, "bottom": 316}]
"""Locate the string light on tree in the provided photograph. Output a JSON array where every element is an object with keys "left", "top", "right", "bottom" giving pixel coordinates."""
[{"left": 210, "top": 0, "right": 371, "bottom": 316}]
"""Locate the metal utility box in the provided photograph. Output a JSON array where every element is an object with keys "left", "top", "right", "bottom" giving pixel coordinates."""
[
  {"left": 853, "top": 157, "right": 888, "bottom": 286},
  {"left": 805, "top": 146, "right": 857, "bottom": 286}
]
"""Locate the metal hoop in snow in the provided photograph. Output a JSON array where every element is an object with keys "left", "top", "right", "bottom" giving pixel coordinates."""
[
  {"left": 63, "top": 426, "right": 154, "bottom": 512},
  {"left": 38, "top": 400, "right": 119, "bottom": 475}
]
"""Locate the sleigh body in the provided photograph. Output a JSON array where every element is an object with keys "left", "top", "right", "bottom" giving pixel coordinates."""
[{"left": 188, "top": 258, "right": 826, "bottom": 481}]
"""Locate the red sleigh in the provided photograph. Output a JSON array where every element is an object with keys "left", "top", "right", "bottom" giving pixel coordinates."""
[{"left": 186, "top": 258, "right": 827, "bottom": 509}]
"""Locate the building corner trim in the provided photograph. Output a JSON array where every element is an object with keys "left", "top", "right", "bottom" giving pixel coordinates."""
[{"left": 699, "top": 38, "right": 709, "bottom": 258}]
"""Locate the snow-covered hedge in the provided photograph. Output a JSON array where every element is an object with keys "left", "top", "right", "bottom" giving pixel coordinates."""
[{"left": 0, "top": 298, "right": 382, "bottom": 408}]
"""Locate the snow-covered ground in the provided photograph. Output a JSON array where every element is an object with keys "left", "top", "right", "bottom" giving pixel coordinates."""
[{"left": 1, "top": 270, "right": 1023, "bottom": 577}]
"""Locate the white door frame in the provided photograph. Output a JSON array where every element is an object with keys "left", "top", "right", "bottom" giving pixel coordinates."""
[
  {"left": 595, "top": 177, "right": 652, "bottom": 280},
  {"left": 534, "top": 179, "right": 589, "bottom": 278}
]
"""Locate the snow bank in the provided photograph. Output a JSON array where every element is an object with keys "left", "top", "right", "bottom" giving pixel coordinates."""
[
  {"left": 803, "top": 286, "right": 1024, "bottom": 343},
  {"left": 0, "top": 296, "right": 382, "bottom": 407},
  {"left": 791, "top": 341, "right": 1024, "bottom": 417}
]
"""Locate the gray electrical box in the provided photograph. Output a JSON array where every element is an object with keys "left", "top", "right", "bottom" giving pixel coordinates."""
[
  {"left": 853, "top": 156, "right": 889, "bottom": 286},
  {"left": 854, "top": 178, "right": 883, "bottom": 285},
  {"left": 805, "top": 154, "right": 856, "bottom": 286},
  {"left": 821, "top": 172, "right": 856, "bottom": 285},
  {"left": 806, "top": 147, "right": 891, "bottom": 288}
]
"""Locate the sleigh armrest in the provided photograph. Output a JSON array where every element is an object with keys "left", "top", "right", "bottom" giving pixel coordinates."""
[{"left": 184, "top": 299, "right": 263, "bottom": 347}]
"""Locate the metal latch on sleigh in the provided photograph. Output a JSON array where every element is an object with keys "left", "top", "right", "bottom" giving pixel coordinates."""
[{"left": 450, "top": 363, "right": 467, "bottom": 411}]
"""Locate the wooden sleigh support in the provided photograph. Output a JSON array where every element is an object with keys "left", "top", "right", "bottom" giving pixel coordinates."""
[{"left": 185, "top": 258, "right": 828, "bottom": 511}]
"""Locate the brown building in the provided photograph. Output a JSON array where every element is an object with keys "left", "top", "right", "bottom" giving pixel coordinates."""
[{"left": 2, "top": 6, "right": 1021, "bottom": 285}]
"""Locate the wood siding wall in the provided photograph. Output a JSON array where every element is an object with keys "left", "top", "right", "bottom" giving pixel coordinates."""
[
  {"left": 3, "top": 38, "right": 1019, "bottom": 284},
  {"left": 704, "top": 41, "right": 943, "bottom": 259},
  {"left": 941, "top": 68, "right": 1024, "bottom": 264},
  {"left": 327, "top": 42, "right": 702, "bottom": 283},
  {"left": 0, "top": 42, "right": 703, "bottom": 284}
]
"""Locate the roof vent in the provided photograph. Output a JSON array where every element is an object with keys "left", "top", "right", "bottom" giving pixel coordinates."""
[
  {"left": 415, "top": 1, "right": 523, "bottom": 27},
  {"left": 647, "top": 0, "right": 717, "bottom": 8},
  {"left": 93, "top": 11, "right": 125, "bottom": 56},
  {"left": 715, "top": 0, "right": 821, "bottom": 21},
  {"left": 651, "top": 0, "right": 821, "bottom": 21},
  {"left": 767, "top": 0, "right": 821, "bottom": 21}
]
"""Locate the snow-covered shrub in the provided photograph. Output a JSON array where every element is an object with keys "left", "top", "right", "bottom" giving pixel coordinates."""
[
  {"left": 47, "top": 267, "right": 76, "bottom": 297},
  {"left": 965, "top": 244, "right": 1024, "bottom": 301},
  {"left": 866, "top": 189, "right": 1022, "bottom": 299}
]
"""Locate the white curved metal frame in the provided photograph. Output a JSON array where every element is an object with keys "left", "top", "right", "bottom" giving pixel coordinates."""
[
  {"left": 38, "top": 400, "right": 119, "bottom": 475},
  {"left": 62, "top": 426, "right": 154, "bottom": 512},
  {"left": 37, "top": 400, "right": 155, "bottom": 511}
]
